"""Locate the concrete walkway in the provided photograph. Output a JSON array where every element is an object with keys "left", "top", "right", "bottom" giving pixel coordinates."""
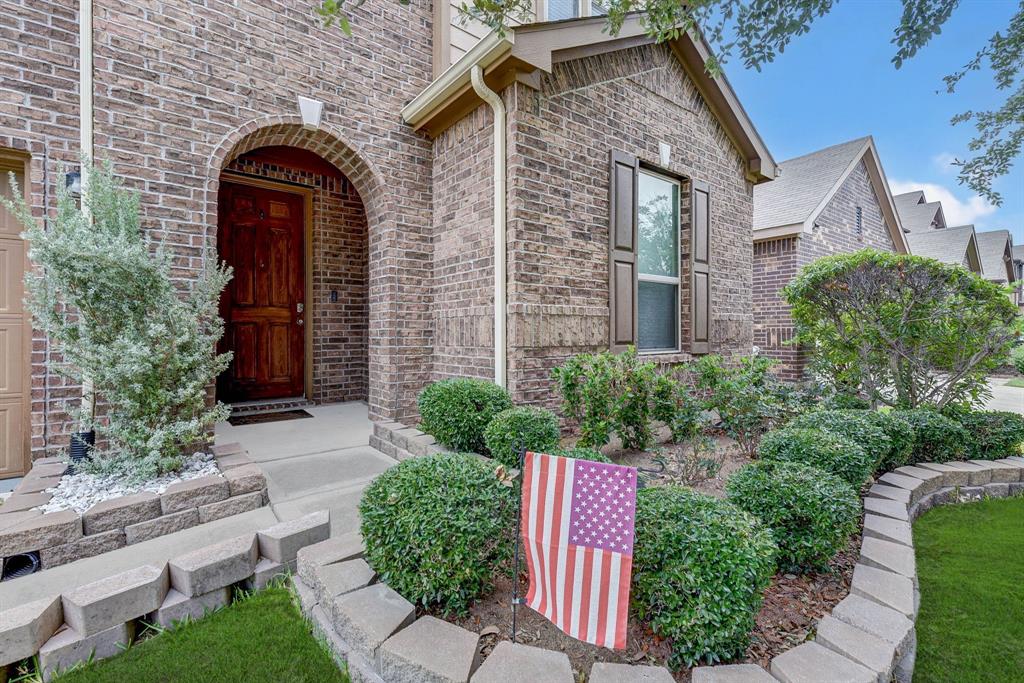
[
  {"left": 983, "top": 377, "right": 1024, "bottom": 414},
  {"left": 0, "top": 402, "right": 394, "bottom": 610}
]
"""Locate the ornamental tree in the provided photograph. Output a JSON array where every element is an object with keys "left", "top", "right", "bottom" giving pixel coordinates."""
[
  {"left": 3, "top": 164, "right": 233, "bottom": 481},
  {"left": 783, "top": 249, "right": 1019, "bottom": 409}
]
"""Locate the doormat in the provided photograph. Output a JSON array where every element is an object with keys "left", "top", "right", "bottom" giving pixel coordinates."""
[{"left": 228, "top": 409, "right": 313, "bottom": 426}]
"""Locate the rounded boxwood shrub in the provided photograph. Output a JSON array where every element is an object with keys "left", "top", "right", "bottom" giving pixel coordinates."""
[
  {"left": 945, "top": 408, "right": 1024, "bottom": 460},
  {"left": 632, "top": 487, "right": 777, "bottom": 667},
  {"left": 359, "top": 453, "right": 516, "bottom": 614},
  {"left": 726, "top": 461, "right": 859, "bottom": 572},
  {"left": 483, "top": 406, "right": 561, "bottom": 469},
  {"left": 417, "top": 378, "right": 513, "bottom": 454},
  {"left": 759, "top": 426, "right": 874, "bottom": 487},
  {"left": 550, "top": 446, "right": 612, "bottom": 464},
  {"left": 892, "top": 408, "right": 969, "bottom": 464},
  {"left": 872, "top": 410, "right": 916, "bottom": 472},
  {"left": 790, "top": 409, "right": 891, "bottom": 468}
]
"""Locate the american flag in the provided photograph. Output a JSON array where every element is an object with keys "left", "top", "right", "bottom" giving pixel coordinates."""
[{"left": 520, "top": 451, "right": 637, "bottom": 650}]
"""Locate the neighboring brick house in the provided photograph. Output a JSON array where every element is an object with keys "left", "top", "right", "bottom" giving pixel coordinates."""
[
  {"left": 2, "top": 3, "right": 777, "bottom": 475},
  {"left": 751, "top": 137, "right": 909, "bottom": 380}
]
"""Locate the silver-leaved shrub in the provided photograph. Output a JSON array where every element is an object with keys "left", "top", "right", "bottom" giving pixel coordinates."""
[{"left": 3, "top": 163, "right": 232, "bottom": 481}]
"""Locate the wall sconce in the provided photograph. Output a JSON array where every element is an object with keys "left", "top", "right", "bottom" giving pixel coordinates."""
[{"left": 65, "top": 171, "right": 82, "bottom": 198}]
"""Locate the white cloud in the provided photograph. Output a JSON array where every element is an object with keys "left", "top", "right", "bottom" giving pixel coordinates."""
[
  {"left": 889, "top": 179, "right": 996, "bottom": 227},
  {"left": 930, "top": 152, "right": 958, "bottom": 175}
]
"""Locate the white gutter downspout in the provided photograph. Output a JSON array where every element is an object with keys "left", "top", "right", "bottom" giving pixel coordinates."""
[
  {"left": 79, "top": 0, "right": 95, "bottom": 426},
  {"left": 470, "top": 64, "right": 507, "bottom": 389}
]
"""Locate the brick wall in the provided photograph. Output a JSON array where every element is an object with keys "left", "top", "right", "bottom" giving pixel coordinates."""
[
  {"left": 503, "top": 43, "right": 755, "bottom": 408},
  {"left": 753, "top": 159, "right": 899, "bottom": 380},
  {"left": 226, "top": 151, "right": 369, "bottom": 404}
]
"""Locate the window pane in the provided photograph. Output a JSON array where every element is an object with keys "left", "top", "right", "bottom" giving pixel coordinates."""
[
  {"left": 591, "top": 0, "right": 607, "bottom": 15},
  {"left": 637, "top": 172, "right": 679, "bottom": 278},
  {"left": 546, "top": 0, "right": 579, "bottom": 20},
  {"left": 638, "top": 281, "right": 678, "bottom": 351}
]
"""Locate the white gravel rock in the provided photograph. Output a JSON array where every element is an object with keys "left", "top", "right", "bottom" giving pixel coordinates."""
[{"left": 35, "top": 452, "right": 221, "bottom": 515}]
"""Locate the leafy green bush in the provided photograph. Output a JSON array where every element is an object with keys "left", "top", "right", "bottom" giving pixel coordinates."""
[
  {"left": 632, "top": 487, "right": 776, "bottom": 667},
  {"left": 944, "top": 408, "right": 1024, "bottom": 460},
  {"left": 819, "top": 392, "right": 871, "bottom": 411},
  {"left": 550, "top": 447, "right": 612, "bottom": 464},
  {"left": 893, "top": 408, "right": 970, "bottom": 464},
  {"left": 759, "top": 426, "right": 873, "bottom": 487},
  {"left": 727, "top": 461, "right": 859, "bottom": 572},
  {"left": 652, "top": 374, "right": 708, "bottom": 445},
  {"left": 417, "top": 379, "right": 512, "bottom": 454},
  {"left": 872, "top": 410, "right": 917, "bottom": 472},
  {"left": 482, "top": 406, "right": 560, "bottom": 469},
  {"left": 1012, "top": 345, "right": 1024, "bottom": 375},
  {"left": 790, "top": 409, "right": 891, "bottom": 468},
  {"left": 359, "top": 453, "right": 515, "bottom": 614},
  {"left": 551, "top": 348, "right": 655, "bottom": 450}
]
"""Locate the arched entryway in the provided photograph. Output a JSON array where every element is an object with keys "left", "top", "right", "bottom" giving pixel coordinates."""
[{"left": 210, "top": 125, "right": 374, "bottom": 408}]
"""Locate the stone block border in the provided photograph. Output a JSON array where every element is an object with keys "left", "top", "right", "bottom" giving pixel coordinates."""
[
  {"left": 369, "top": 422, "right": 447, "bottom": 461},
  {"left": 0, "top": 443, "right": 267, "bottom": 573},
  {"left": 0, "top": 510, "right": 330, "bottom": 682},
  {"left": 293, "top": 455, "right": 1024, "bottom": 682}
]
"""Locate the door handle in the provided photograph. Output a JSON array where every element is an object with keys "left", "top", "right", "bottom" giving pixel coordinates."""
[
  {"left": 296, "top": 318, "right": 304, "bottom": 326},
  {"left": 296, "top": 303, "right": 304, "bottom": 313}
]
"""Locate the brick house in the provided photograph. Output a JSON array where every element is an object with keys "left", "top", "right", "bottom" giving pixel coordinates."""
[
  {"left": 1, "top": 1, "right": 777, "bottom": 476},
  {"left": 751, "top": 137, "right": 909, "bottom": 380}
]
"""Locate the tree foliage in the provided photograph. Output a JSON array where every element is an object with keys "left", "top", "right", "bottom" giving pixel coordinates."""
[
  {"left": 784, "top": 249, "right": 1019, "bottom": 410},
  {"left": 318, "top": 0, "right": 1023, "bottom": 203},
  {"left": 3, "top": 164, "right": 232, "bottom": 481}
]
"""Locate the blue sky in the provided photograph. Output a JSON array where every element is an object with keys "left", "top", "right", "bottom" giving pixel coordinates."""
[{"left": 725, "top": 0, "right": 1023, "bottom": 241}]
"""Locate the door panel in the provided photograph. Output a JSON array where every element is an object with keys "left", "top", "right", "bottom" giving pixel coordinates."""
[
  {"left": 0, "top": 398, "right": 26, "bottom": 477},
  {"left": 217, "top": 181, "right": 305, "bottom": 402},
  {"left": 0, "top": 160, "right": 27, "bottom": 478}
]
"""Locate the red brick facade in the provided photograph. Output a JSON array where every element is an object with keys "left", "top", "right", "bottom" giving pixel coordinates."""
[{"left": 753, "top": 160, "right": 899, "bottom": 380}]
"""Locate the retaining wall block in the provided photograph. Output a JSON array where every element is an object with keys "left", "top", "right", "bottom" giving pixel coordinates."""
[
  {"left": 169, "top": 533, "right": 258, "bottom": 597},
  {"left": 223, "top": 464, "right": 267, "bottom": 497},
  {"left": 0, "top": 493, "right": 53, "bottom": 514},
  {"left": 851, "top": 563, "right": 915, "bottom": 618},
  {"left": 330, "top": 583, "right": 415, "bottom": 660},
  {"left": 124, "top": 508, "right": 199, "bottom": 544},
  {"left": 0, "top": 595, "right": 62, "bottom": 667},
  {"left": 62, "top": 564, "right": 169, "bottom": 637},
  {"left": 866, "top": 483, "right": 911, "bottom": 505},
  {"left": 470, "top": 642, "right": 573, "bottom": 683},
  {"left": 944, "top": 461, "right": 992, "bottom": 485},
  {"left": 243, "top": 557, "right": 287, "bottom": 591},
  {"left": 297, "top": 532, "right": 364, "bottom": 590},
  {"left": 994, "top": 458, "right": 1024, "bottom": 478},
  {"left": 0, "top": 509, "right": 41, "bottom": 532},
  {"left": 38, "top": 622, "right": 134, "bottom": 683},
  {"left": 892, "top": 466, "right": 943, "bottom": 495},
  {"left": 590, "top": 662, "right": 677, "bottom": 682},
  {"left": 770, "top": 642, "right": 875, "bottom": 683},
  {"left": 862, "top": 497, "right": 909, "bottom": 522},
  {"left": 814, "top": 616, "right": 895, "bottom": 683},
  {"left": 971, "top": 460, "right": 1019, "bottom": 483},
  {"left": 877, "top": 472, "right": 928, "bottom": 504},
  {"left": 984, "top": 482, "right": 1010, "bottom": 497},
  {"left": 291, "top": 576, "right": 319, "bottom": 619},
  {"left": 198, "top": 491, "right": 264, "bottom": 524},
  {"left": 310, "top": 603, "right": 351, "bottom": 668},
  {"left": 211, "top": 442, "right": 244, "bottom": 457},
  {"left": 315, "top": 558, "right": 376, "bottom": 607},
  {"left": 378, "top": 615, "right": 480, "bottom": 683},
  {"left": 861, "top": 514, "right": 912, "bottom": 547},
  {"left": 1010, "top": 482, "right": 1024, "bottom": 496},
  {"left": 215, "top": 451, "right": 254, "bottom": 471},
  {"left": 160, "top": 476, "right": 229, "bottom": 514},
  {"left": 0, "top": 510, "right": 82, "bottom": 557},
  {"left": 859, "top": 537, "right": 916, "bottom": 583},
  {"left": 831, "top": 595, "right": 914, "bottom": 654},
  {"left": 690, "top": 664, "right": 777, "bottom": 682},
  {"left": 82, "top": 493, "right": 161, "bottom": 535},
  {"left": 915, "top": 462, "right": 970, "bottom": 488},
  {"left": 152, "top": 587, "right": 231, "bottom": 629},
  {"left": 257, "top": 510, "right": 330, "bottom": 565},
  {"left": 41, "top": 530, "right": 126, "bottom": 569}
]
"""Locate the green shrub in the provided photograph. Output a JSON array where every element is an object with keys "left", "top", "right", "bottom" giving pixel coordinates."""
[
  {"left": 632, "top": 487, "right": 776, "bottom": 667},
  {"left": 945, "top": 409, "right": 1024, "bottom": 460},
  {"left": 482, "top": 406, "right": 561, "bottom": 469},
  {"left": 360, "top": 453, "right": 515, "bottom": 614},
  {"left": 550, "top": 446, "right": 612, "bottom": 464},
  {"left": 1012, "top": 345, "right": 1024, "bottom": 375},
  {"left": 726, "top": 461, "right": 859, "bottom": 572},
  {"left": 790, "top": 409, "right": 891, "bottom": 467},
  {"left": 894, "top": 408, "right": 970, "bottom": 464},
  {"left": 652, "top": 374, "right": 708, "bottom": 445},
  {"left": 417, "top": 379, "right": 513, "bottom": 454},
  {"left": 759, "top": 426, "right": 874, "bottom": 486},
  {"left": 819, "top": 392, "right": 871, "bottom": 411},
  {"left": 872, "top": 410, "right": 917, "bottom": 472}
]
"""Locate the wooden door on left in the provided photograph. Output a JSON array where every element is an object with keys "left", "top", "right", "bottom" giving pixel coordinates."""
[
  {"left": 0, "top": 156, "right": 28, "bottom": 478},
  {"left": 217, "top": 181, "right": 305, "bottom": 403}
]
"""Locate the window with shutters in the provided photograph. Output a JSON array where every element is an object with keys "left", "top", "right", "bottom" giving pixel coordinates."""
[{"left": 636, "top": 170, "right": 680, "bottom": 352}]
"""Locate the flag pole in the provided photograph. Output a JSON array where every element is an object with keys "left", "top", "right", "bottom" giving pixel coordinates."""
[{"left": 511, "top": 444, "right": 526, "bottom": 644}]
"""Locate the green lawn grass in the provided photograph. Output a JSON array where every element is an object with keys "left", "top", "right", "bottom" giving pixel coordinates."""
[
  {"left": 913, "top": 496, "right": 1024, "bottom": 683},
  {"left": 53, "top": 586, "right": 349, "bottom": 683},
  {"left": 1003, "top": 378, "right": 1024, "bottom": 388}
]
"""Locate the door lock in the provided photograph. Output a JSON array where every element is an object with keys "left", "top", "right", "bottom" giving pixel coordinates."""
[{"left": 296, "top": 303, "right": 304, "bottom": 313}]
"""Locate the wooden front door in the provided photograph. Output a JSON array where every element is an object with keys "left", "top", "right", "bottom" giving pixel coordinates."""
[
  {"left": 0, "top": 156, "right": 29, "bottom": 478},
  {"left": 217, "top": 181, "right": 305, "bottom": 402}
]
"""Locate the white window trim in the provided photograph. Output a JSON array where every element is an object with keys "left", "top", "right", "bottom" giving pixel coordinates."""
[
  {"left": 637, "top": 169, "right": 682, "bottom": 355},
  {"left": 537, "top": 0, "right": 601, "bottom": 21}
]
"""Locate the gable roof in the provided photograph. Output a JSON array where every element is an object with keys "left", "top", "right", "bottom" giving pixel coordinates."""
[
  {"left": 893, "top": 191, "right": 947, "bottom": 232},
  {"left": 905, "top": 224, "right": 982, "bottom": 273},
  {"left": 974, "top": 228, "right": 1015, "bottom": 283},
  {"left": 402, "top": 14, "right": 777, "bottom": 182},
  {"left": 1013, "top": 244, "right": 1024, "bottom": 262},
  {"left": 752, "top": 136, "right": 909, "bottom": 251}
]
